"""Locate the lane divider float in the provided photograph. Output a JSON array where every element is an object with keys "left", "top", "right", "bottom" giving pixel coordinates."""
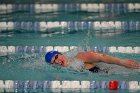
[
  {"left": 0, "top": 3, "right": 140, "bottom": 13},
  {"left": 0, "top": 46, "right": 140, "bottom": 56},
  {"left": 0, "top": 21, "right": 140, "bottom": 31},
  {"left": 0, "top": 80, "right": 140, "bottom": 92}
]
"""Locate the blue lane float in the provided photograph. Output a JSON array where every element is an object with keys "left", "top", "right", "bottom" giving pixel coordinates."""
[{"left": 120, "top": 81, "right": 129, "bottom": 89}]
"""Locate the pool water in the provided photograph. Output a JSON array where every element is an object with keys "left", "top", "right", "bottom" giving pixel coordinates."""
[
  {"left": 0, "top": 2, "right": 140, "bottom": 93},
  {"left": 0, "top": 30, "right": 140, "bottom": 46},
  {"left": 0, "top": 30, "right": 140, "bottom": 80}
]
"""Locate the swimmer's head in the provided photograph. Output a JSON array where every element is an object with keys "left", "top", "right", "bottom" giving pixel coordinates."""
[
  {"left": 45, "top": 51, "right": 61, "bottom": 63},
  {"left": 45, "top": 51, "right": 68, "bottom": 67}
]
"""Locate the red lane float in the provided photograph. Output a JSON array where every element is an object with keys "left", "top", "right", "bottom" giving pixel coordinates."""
[{"left": 109, "top": 80, "right": 119, "bottom": 90}]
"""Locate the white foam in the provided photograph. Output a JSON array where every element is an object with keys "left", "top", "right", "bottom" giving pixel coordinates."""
[
  {"left": 128, "top": 81, "right": 139, "bottom": 90},
  {"left": 61, "top": 46, "right": 69, "bottom": 52},
  {"left": 8, "top": 46, "right": 15, "bottom": 53},
  {"left": 134, "top": 47, "right": 140, "bottom": 54},
  {"left": 41, "top": 4, "right": 53, "bottom": 12},
  {"left": 52, "top": 4, "right": 59, "bottom": 11},
  {"left": 115, "top": 21, "right": 121, "bottom": 29},
  {"left": 40, "top": 22, "right": 47, "bottom": 31},
  {"left": 0, "top": 4, "right": 7, "bottom": 10},
  {"left": 0, "top": 80, "right": 4, "bottom": 92},
  {"left": 0, "top": 46, "right": 7, "bottom": 56},
  {"left": 44, "top": 46, "right": 54, "bottom": 52},
  {"left": 34, "top": 4, "right": 41, "bottom": 13},
  {"left": 40, "top": 22, "right": 47, "bottom": 27},
  {"left": 60, "top": 21, "right": 67, "bottom": 28},
  {"left": 108, "top": 21, "right": 115, "bottom": 28},
  {"left": 35, "top": 4, "right": 41, "bottom": 9},
  {"left": 0, "top": 80, "right": 4, "bottom": 88},
  {"left": 51, "top": 81, "right": 61, "bottom": 88},
  {"left": 0, "top": 22, "right": 7, "bottom": 30},
  {"left": 7, "top": 22, "right": 14, "bottom": 30},
  {"left": 81, "top": 81, "right": 90, "bottom": 88},
  {"left": 99, "top": 4, "right": 105, "bottom": 11},
  {"left": 47, "top": 22, "right": 55, "bottom": 28},
  {"left": 118, "top": 46, "right": 126, "bottom": 53},
  {"left": 128, "top": 3, "right": 135, "bottom": 12},
  {"left": 70, "top": 81, "right": 81, "bottom": 88},
  {"left": 7, "top": 4, "right": 13, "bottom": 10},
  {"left": 70, "top": 46, "right": 78, "bottom": 50},
  {"left": 61, "top": 81, "right": 71, "bottom": 88},
  {"left": 135, "top": 3, "right": 140, "bottom": 9},
  {"left": 53, "top": 22, "right": 61, "bottom": 27},
  {"left": 126, "top": 47, "right": 134, "bottom": 53},
  {"left": 41, "top": 4, "right": 48, "bottom": 9},
  {"left": 87, "top": 4, "right": 99, "bottom": 12},
  {"left": 109, "top": 47, "right": 118, "bottom": 53},
  {"left": 87, "top": 4, "right": 93, "bottom": 12},
  {"left": 5, "top": 80, "right": 14, "bottom": 89},
  {"left": 101, "top": 21, "right": 109, "bottom": 29},
  {"left": 54, "top": 46, "right": 63, "bottom": 52},
  {"left": 80, "top": 4, "right": 88, "bottom": 11},
  {"left": 46, "top": 4, "right": 53, "bottom": 10},
  {"left": 94, "top": 21, "right": 101, "bottom": 30}
]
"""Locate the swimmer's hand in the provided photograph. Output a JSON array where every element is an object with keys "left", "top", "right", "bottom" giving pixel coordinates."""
[{"left": 120, "top": 59, "right": 140, "bottom": 69}]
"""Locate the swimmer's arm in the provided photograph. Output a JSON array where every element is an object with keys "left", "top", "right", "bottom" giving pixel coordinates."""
[
  {"left": 76, "top": 52, "right": 123, "bottom": 66},
  {"left": 94, "top": 52, "right": 140, "bottom": 69},
  {"left": 76, "top": 51, "right": 140, "bottom": 69},
  {"left": 93, "top": 52, "right": 122, "bottom": 65}
]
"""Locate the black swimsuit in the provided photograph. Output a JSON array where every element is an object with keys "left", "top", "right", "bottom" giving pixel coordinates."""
[
  {"left": 89, "top": 66, "right": 109, "bottom": 73},
  {"left": 89, "top": 66, "right": 100, "bottom": 73}
]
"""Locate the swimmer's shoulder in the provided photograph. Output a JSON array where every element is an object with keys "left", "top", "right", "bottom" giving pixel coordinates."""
[{"left": 75, "top": 52, "right": 89, "bottom": 61}]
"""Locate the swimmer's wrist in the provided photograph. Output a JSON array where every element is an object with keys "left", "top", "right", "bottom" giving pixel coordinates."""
[{"left": 118, "top": 59, "right": 126, "bottom": 66}]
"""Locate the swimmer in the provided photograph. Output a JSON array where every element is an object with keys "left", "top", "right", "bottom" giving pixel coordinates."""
[{"left": 45, "top": 51, "right": 140, "bottom": 73}]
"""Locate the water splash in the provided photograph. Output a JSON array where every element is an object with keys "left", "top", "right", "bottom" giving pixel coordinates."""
[{"left": 79, "top": 29, "right": 93, "bottom": 51}]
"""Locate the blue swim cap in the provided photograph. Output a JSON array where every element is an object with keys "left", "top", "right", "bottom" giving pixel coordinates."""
[{"left": 45, "top": 51, "right": 60, "bottom": 63}]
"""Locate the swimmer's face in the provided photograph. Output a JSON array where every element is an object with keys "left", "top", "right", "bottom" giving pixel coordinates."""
[{"left": 51, "top": 54, "right": 68, "bottom": 67}]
